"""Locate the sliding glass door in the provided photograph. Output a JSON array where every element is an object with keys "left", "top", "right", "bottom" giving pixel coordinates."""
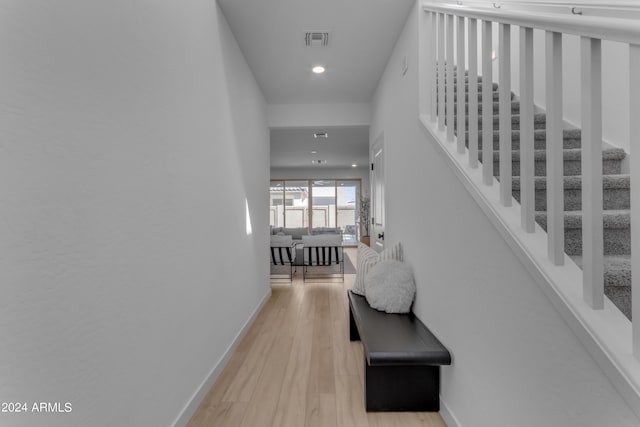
[
  {"left": 270, "top": 178, "right": 361, "bottom": 244},
  {"left": 336, "top": 180, "right": 359, "bottom": 244},
  {"left": 269, "top": 181, "right": 284, "bottom": 227},
  {"left": 311, "top": 180, "right": 336, "bottom": 231},
  {"left": 284, "top": 181, "right": 309, "bottom": 228}
]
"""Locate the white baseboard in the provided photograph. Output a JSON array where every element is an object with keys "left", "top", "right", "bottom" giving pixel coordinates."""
[
  {"left": 440, "top": 396, "right": 461, "bottom": 427},
  {"left": 172, "top": 288, "right": 272, "bottom": 427}
]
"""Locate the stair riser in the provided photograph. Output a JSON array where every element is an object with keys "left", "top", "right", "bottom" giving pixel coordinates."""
[
  {"left": 468, "top": 136, "right": 582, "bottom": 150},
  {"left": 439, "top": 75, "right": 484, "bottom": 83},
  {"left": 604, "top": 270, "right": 631, "bottom": 289},
  {"left": 450, "top": 102, "right": 520, "bottom": 115},
  {"left": 512, "top": 188, "right": 630, "bottom": 211},
  {"left": 449, "top": 82, "right": 499, "bottom": 91},
  {"left": 536, "top": 221, "right": 630, "bottom": 256},
  {"left": 563, "top": 228, "right": 630, "bottom": 256},
  {"left": 444, "top": 92, "right": 507, "bottom": 102}
]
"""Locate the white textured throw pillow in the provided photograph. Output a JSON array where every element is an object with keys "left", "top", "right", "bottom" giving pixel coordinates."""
[
  {"left": 351, "top": 242, "right": 403, "bottom": 296},
  {"left": 364, "top": 260, "right": 416, "bottom": 313}
]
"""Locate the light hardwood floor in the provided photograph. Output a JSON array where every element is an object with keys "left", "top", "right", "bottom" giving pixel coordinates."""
[{"left": 187, "top": 249, "right": 447, "bottom": 427}]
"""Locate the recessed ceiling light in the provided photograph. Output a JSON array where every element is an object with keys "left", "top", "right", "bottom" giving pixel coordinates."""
[
  {"left": 311, "top": 150, "right": 318, "bottom": 154},
  {"left": 312, "top": 65, "right": 326, "bottom": 74},
  {"left": 313, "top": 132, "right": 328, "bottom": 138},
  {"left": 351, "top": 164, "right": 357, "bottom": 168}
]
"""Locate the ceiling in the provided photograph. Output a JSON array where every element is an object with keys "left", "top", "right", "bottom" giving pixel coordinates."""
[
  {"left": 270, "top": 126, "right": 369, "bottom": 169},
  {"left": 218, "top": 0, "right": 414, "bottom": 168}
]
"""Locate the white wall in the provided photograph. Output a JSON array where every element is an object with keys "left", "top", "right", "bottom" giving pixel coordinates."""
[
  {"left": 267, "top": 103, "right": 372, "bottom": 128},
  {"left": 371, "top": 3, "right": 639, "bottom": 426},
  {"left": 0, "top": 2, "right": 269, "bottom": 426}
]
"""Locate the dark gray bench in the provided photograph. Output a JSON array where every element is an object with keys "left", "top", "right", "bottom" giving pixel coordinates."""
[{"left": 348, "top": 289, "right": 451, "bottom": 412}]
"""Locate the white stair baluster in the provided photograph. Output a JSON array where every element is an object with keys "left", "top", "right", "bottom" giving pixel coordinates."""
[
  {"left": 431, "top": 12, "right": 438, "bottom": 123},
  {"left": 499, "top": 23, "right": 512, "bottom": 207},
  {"left": 457, "top": 16, "right": 466, "bottom": 154},
  {"left": 482, "top": 20, "right": 493, "bottom": 186},
  {"left": 520, "top": 27, "right": 535, "bottom": 232},
  {"left": 468, "top": 18, "right": 479, "bottom": 169},
  {"left": 545, "top": 31, "right": 565, "bottom": 266},
  {"left": 581, "top": 36, "right": 604, "bottom": 309},
  {"left": 456, "top": 16, "right": 466, "bottom": 154},
  {"left": 447, "top": 14, "right": 455, "bottom": 142},
  {"left": 438, "top": 13, "right": 446, "bottom": 131},
  {"left": 420, "top": 10, "right": 432, "bottom": 119}
]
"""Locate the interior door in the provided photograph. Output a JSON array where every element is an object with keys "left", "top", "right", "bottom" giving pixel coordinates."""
[{"left": 371, "top": 134, "right": 385, "bottom": 252}]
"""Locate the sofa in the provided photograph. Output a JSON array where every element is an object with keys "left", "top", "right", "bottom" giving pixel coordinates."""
[{"left": 270, "top": 227, "right": 342, "bottom": 240}]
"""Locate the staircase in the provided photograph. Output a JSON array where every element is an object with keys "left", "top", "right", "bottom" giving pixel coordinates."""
[{"left": 447, "top": 71, "right": 632, "bottom": 319}]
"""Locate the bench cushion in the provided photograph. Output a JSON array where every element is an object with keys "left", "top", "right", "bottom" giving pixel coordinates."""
[{"left": 348, "top": 290, "right": 451, "bottom": 367}]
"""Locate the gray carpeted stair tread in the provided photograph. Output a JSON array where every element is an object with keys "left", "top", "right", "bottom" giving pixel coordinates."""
[
  {"left": 452, "top": 101, "right": 520, "bottom": 114},
  {"left": 534, "top": 210, "right": 631, "bottom": 257},
  {"left": 512, "top": 175, "right": 630, "bottom": 211},
  {"left": 456, "top": 112, "right": 548, "bottom": 130},
  {"left": 512, "top": 174, "right": 630, "bottom": 191},
  {"left": 465, "top": 128, "right": 582, "bottom": 150},
  {"left": 467, "top": 128, "right": 581, "bottom": 142},
  {"left": 534, "top": 210, "right": 630, "bottom": 230},
  {"left": 478, "top": 147, "right": 625, "bottom": 176}
]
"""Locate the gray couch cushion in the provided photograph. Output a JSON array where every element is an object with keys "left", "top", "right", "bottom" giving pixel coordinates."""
[{"left": 283, "top": 227, "right": 309, "bottom": 240}]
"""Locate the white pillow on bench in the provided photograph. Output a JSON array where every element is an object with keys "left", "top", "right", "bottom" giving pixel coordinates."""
[
  {"left": 365, "top": 259, "right": 416, "bottom": 313},
  {"left": 351, "top": 242, "right": 403, "bottom": 296}
]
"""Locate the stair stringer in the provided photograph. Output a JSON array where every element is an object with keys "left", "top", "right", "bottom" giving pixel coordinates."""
[{"left": 419, "top": 114, "right": 640, "bottom": 420}]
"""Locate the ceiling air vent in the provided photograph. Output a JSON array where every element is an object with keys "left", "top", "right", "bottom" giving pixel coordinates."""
[
  {"left": 311, "top": 159, "right": 327, "bottom": 165},
  {"left": 305, "top": 32, "right": 329, "bottom": 47}
]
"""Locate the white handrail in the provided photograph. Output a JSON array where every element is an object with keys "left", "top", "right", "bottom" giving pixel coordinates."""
[{"left": 423, "top": 2, "right": 640, "bottom": 45}]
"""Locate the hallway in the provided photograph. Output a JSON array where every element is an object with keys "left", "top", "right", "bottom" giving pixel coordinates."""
[{"left": 187, "top": 264, "right": 446, "bottom": 427}]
